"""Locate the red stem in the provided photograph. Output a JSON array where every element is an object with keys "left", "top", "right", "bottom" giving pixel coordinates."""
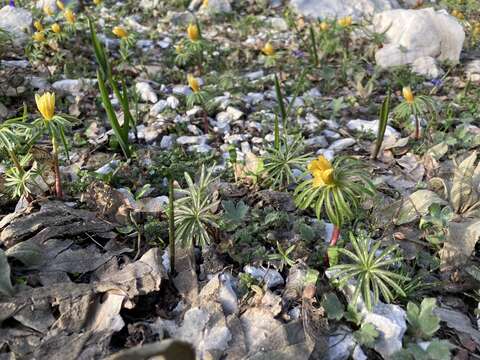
[
  {"left": 53, "top": 157, "right": 63, "bottom": 199},
  {"left": 324, "top": 225, "right": 340, "bottom": 267}
]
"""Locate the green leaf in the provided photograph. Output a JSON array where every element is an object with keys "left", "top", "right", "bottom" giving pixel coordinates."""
[
  {"left": 425, "top": 339, "right": 454, "bottom": 360},
  {"left": 222, "top": 200, "right": 249, "bottom": 226},
  {"left": 406, "top": 298, "right": 440, "bottom": 339},
  {"left": 322, "top": 292, "right": 344, "bottom": 320},
  {"left": 0, "top": 249, "right": 14, "bottom": 297},
  {"left": 373, "top": 89, "right": 391, "bottom": 159},
  {"left": 354, "top": 323, "right": 379, "bottom": 347}
]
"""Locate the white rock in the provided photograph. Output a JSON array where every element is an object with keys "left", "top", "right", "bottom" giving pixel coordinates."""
[
  {"left": 305, "top": 135, "right": 328, "bottom": 148},
  {"left": 244, "top": 265, "right": 284, "bottom": 289},
  {"left": 140, "top": 0, "right": 160, "bottom": 9},
  {"left": 136, "top": 82, "right": 158, "bottom": 103},
  {"left": 218, "top": 273, "right": 238, "bottom": 315},
  {"left": 166, "top": 95, "right": 180, "bottom": 109},
  {"left": 327, "top": 326, "right": 358, "bottom": 360},
  {"left": 373, "top": 8, "right": 465, "bottom": 68},
  {"left": 466, "top": 60, "right": 480, "bottom": 82},
  {"left": 316, "top": 149, "right": 335, "bottom": 160},
  {"left": 96, "top": 160, "right": 120, "bottom": 175},
  {"left": 137, "top": 196, "right": 168, "bottom": 213},
  {"left": 150, "top": 100, "right": 168, "bottom": 116},
  {"left": 226, "top": 106, "right": 244, "bottom": 120},
  {"left": 27, "top": 76, "right": 49, "bottom": 90},
  {"left": 328, "top": 138, "right": 356, "bottom": 152},
  {"left": 1, "top": 60, "right": 29, "bottom": 68},
  {"left": 0, "top": 102, "right": 7, "bottom": 118},
  {"left": 0, "top": 6, "right": 32, "bottom": 45},
  {"left": 268, "top": 17, "right": 289, "bottom": 31},
  {"left": 290, "top": 0, "right": 399, "bottom": 19},
  {"left": 177, "top": 135, "right": 204, "bottom": 145},
  {"left": 347, "top": 119, "right": 400, "bottom": 138},
  {"left": 362, "top": 302, "right": 407, "bottom": 358},
  {"left": 172, "top": 85, "right": 192, "bottom": 96},
  {"left": 245, "top": 70, "right": 264, "bottom": 81},
  {"left": 160, "top": 135, "right": 174, "bottom": 149},
  {"left": 189, "top": 144, "right": 213, "bottom": 153},
  {"left": 197, "top": 0, "right": 232, "bottom": 13},
  {"left": 52, "top": 79, "right": 96, "bottom": 96},
  {"left": 144, "top": 125, "right": 161, "bottom": 143},
  {"left": 411, "top": 56, "right": 444, "bottom": 79}
]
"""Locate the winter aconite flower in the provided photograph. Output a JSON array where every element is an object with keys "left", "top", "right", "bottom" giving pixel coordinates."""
[
  {"left": 452, "top": 9, "right": 464, "bottom": 20},
  {"left": 338, "top": 16, "right": 352, "bottom": 27},
  {"left": 308, "top": 155, "right": 334, "bottom": 187},
  {"left": 262, "top": 42, "right": 275, "bottom": 56},
  {"left": 93, "top": 0, "right": 102, "bottom": 4},
  {"left": 187, "top": 74, "right": 200, "bottom": 93},
  {"left": 33, "top": 31, "right": 45, "bottom": 42},
  {"left": 51, "top": 23, "right": 61, "bottom": 34},
  {"left": 112, "top": 26, "right": 128, "bottom": 38},
  {"left": 187, "top": 23, "right": 200, "bottom": 41},
  {"left": 202, "top": 0, "right": 208, "bottom": 7},
  {"left": 34, "top": 20, "right": 43, "bottom": 31},
  {"left": 64, "top": 9, "right": 75, "bottom": 24},
  {"left": 35, "top": 92, "right": 56, "bottom": 121},
  {"left": 43, "top": 5, "right": 54, "bottom": 16},
  {"left": 402, "top": 86, "right": 414, "bottom": 104},
  {"left": 56, "top": 0, "right": 65, "bottom": 10},
  {"left": 320, "top": 21, "right": 330, "bottom": 31}
]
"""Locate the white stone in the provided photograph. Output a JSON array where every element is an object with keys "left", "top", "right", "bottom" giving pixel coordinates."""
[
  {"left": 226, "top": 106, "right": 244, "bottom": 120},
  {"left": 135, "top": 82, "right": 158, "bottom": 103},
  {"left": 466, "top": 60, "right": 480, "bottom": 82},
  {"left": 189, "top": 144, "right": 213, "bottom": 154},
  {"left": 172, "top": 85, "right": 192, "bottom": 96},
  {"left": 166, "top": 95, "right": 180, "bottom": 109},
  {"left": 137, "top": 196, "right": 168, "bottom": 213},
  {"left": 244, "top": 265, "right": 284, "bottom": 289},
  {"left": 411, "top": 56, "right": 444, "bottom": 79},
  {"left": 373, "top": 8, "right": 465, "bottom": 68},
  {"left": 52, "top": 79, "right": 96, "bottom": 96},
  {"left": 144, "top": 126, "right": 161, "bottom": 143},
  {"left": 197, "top": 0, "right": 232, "bottom": 13},
  {"left": 362, "top": 302, "right": 407, "bottom": 358},
  {"left": 305, "top": 135, "right": 328, "bottom": 148},
  {"left": 290, "top": 0, "right": 399, "bottom": 19},
  {"left": 140, "top": 0, "right": 160, "bottom": 9},
  {"left": 328, "top": 138, "right": 356, "bottom": 152},
  {"left": 0, "top": 6, "right": 32, "bottom": 46},
  {"left": 245, "top": 70, "right": 264, "bottom": 81},
  {"left": 347, "top": 119, "right": 400, "bottom": 138},
  {"left": 160, "top": 135, "right": 174, "bottom": 149},
  {"left": 177, "top": 135, "right": 203, "bottom": 145},
  {"left": 150, "top": 100, "right": 168, "bottom": 116}
]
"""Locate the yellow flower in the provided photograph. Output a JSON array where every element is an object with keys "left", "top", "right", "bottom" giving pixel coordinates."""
[
  {"left": 112, "top": 26, "right": 128, "bottom": 38},
  {"left": 262, "top": 42, "right": 275, "bottom": 56},
  {"left": 187, "top": 23, "right": 200, "bottom": 41},
  {"left": 34, "top": 20, "right": 44, "bottom": 32},
  {"left": 452, "top": 9, "right": 464, "bottom": 20},
  {"left": 320, "top": 21, "right": 330, "bottom": 31},
  {"left": 93, "top": 0, "right": 102, "bottom": 4},
  {"left": 51, "top": 23, "right": 61, "bottom": 33},
  {"left": 43, "top": 5, "right": 54, "bottom": 16},
  {"left": 187, "top": 74, "right": 200, "bottom": 93},
  {"left": 56, "top": 0, "right": 65, "bottom": 10},
  {"left": 308, "top": 155, "right": 334, "bottom": 187},
  {"left": 338, "top": 16, "right": 353, "bottom": 27},
  {"left": 35, "top": 92, "right": 56, "bottom": 121},
  {"left": 64, "top": 9, "right": 75, "bottom": 24},
  {"left": 202, "top": 0, "right": 208, "bottom": 7},
  {"left": 32, "top": 31, "right": 46, "bottom": 42},
  {"left": 402, "top": 86, "right": 414, "bottom": 104}
]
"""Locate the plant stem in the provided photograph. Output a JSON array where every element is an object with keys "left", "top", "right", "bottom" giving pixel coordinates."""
[
  {"left": 168, "top": 177, "right": 175, "bottom": 274},
  {"left": 324, "top": 225, "right": 340, "bottom": 266},
  {"left": 414, "top": 112, "right": 420, "bottom": 140},
  {"left": 52, "top": 137, "right": 63, "bottom": 199}
]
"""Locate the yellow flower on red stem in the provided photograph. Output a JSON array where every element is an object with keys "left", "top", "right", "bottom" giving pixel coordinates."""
[
  {"left": 64, "top": 9, "right": 75, "bottom": 24},
  {"left": 338, "top": 16, "right": 353, "bottom": 27},
  {"left": 308, "top": 155, "right": 334, "bottom": 187},
  {"left": 51, "top": 23, "right": 61, "bottom": 33},
  {"left": 320, "top": 21, "right": 330, "bottom": 31},
  {"left": 34, "top": 20, "right": 44, "bottom": 32},
  {"left": 35, "top": 92, "right": 56, "bottom": 121},
  {"left": 402, "top": 86, "right": 415, "bottom": 104},
  {"left": 43, "top": 5, "right": 54, "bottom": 16},
  {"left": 187, "top": 23, "right": 200, "bottom": 41},
  {"left": 33, "top": 31, "right": 46, "bottom": 42},
  {"left": 262, "top": 42, "right": 275, "bottom": 56},
  {"left": 56, "top": 0, "right": 65, "bottom": 10},
  {"left": 112, "top": 26, "right": 128, "bottom": 38},
  {"left": 187, "top": 74, "right": 200, "bottom": 93}
]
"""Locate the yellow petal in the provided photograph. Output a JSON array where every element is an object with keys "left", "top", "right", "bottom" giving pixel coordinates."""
[
  {"left": 56, "top": 0, "right": 65, "bottom": 10},
  {"left": 64, "top": 9, "right": 75, "bottom": 24},
  {"left": 402, "top": 86, "right": 414, "bottom": 104},
  {"left": 112, "top": 26, "right": 128, "bottom": 38},
  {"left": 34, "top": 20, "right": 43, "bottom": 32},
  {"left": 51, "top": 23, "right": 61, "bottom": 33},
  {"left": 312, "top": 175, "right": 325, "bottom": 188},
  {"left": 321, "top": 168, "right": 334, "bottom": 185},
  {"left": 187, "top": 24, "right": 200, "bottom": 41},
  {"left": 187, "top": 74, "right": 200, "bottom": 93},
  {"left": 262, "top": 42, "right": 275, "bottom": 56}
]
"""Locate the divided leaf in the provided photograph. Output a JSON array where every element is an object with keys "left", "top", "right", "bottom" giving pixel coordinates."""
[
  {"left": 322, "top": 292, "right": 344, "bottom": 321},
  {"left": 406, "top": 298, "right": 440, "bottom": 339},
  {"left": 354, "top": 323, "right": 379, "bottom": 348}
]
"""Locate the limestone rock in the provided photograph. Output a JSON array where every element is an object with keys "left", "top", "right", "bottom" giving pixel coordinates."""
[
  {"left": 290, "top": 0, "right": 399, "bottom": 20},
  {"left": 373, "top": 8, "right": 465, "bottom": 68},
  {"left": 0, "top": 6, "right": 32, "bottom": 46}
]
